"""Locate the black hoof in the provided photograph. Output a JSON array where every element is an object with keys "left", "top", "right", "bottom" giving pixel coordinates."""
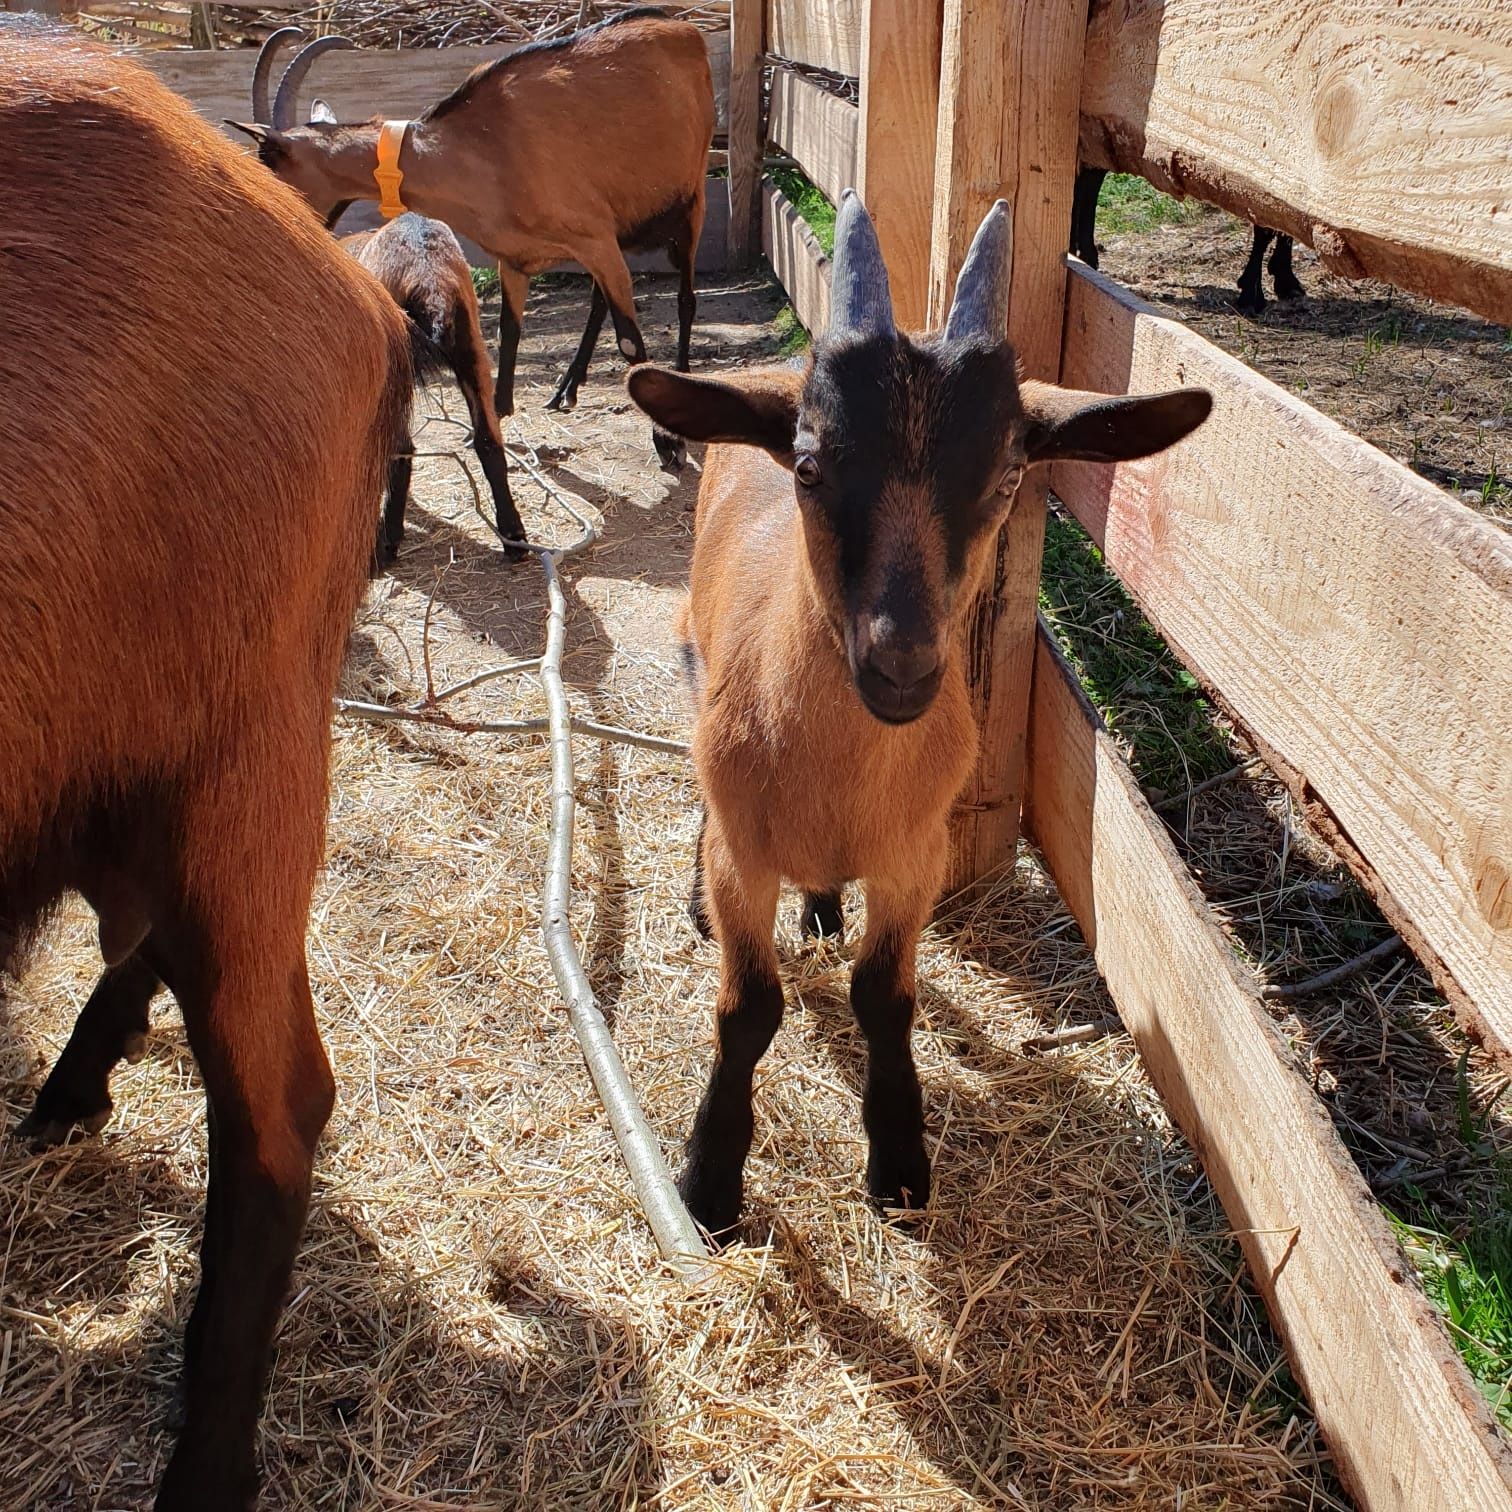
[
  {"left": 1273, "top": 274, "right": 1306, "bottom": 302},
  {"left": 545, "top": 379, "right": 580, "bottom": 413},
  {"left": 679, "top": 1164, "right": 742, "bottom": 1245},
  {"left": 1234, "top": 287, "right": 1266, "bottom": 317},
  {"left": 867, "top": 1142, "right": 931, "bottom": 1215},
  {"left": 653, "top": 426, "right": 687, "bottom": 474},
  {"left": 18, "top": 1061, "right": 119, "bottom": 1148},
  {"left": 800, "top": 891, "right": 845, "bottom": 942}
]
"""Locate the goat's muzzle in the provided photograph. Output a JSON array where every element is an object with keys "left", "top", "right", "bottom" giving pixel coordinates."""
[{"left": 848, "top": 620, "right": 944, "bottom": 725}]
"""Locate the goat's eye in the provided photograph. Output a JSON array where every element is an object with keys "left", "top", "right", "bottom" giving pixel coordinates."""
[
  {"left": 795, "top": 455, "right": 822, "bottom": 488},
  {"left": 998, "top": 462, "right": 1025, "bottom": 496}
]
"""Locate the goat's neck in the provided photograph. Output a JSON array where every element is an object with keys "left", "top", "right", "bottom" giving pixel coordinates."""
[{"left": 380, "top": 118, "right": 499, "bottom": 249}]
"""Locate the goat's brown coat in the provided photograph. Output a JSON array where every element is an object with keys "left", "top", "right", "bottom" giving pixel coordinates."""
[{"left": 1, "top": 26, "right": 411, "bottom": 1509}]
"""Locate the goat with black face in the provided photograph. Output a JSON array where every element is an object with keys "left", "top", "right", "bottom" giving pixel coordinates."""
[{"left": 629, "top": 191, "right": 1212, "bottom": 1240}]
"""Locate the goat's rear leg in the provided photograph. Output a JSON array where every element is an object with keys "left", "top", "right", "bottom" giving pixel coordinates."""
[
  {"left": 18, "top": 951, "right": 160, "bottom": 1147},
  {"left": 1236, "top": 226, "right": 1274, "bottom": 316},
  {"left": 492, "top": 263, "right": 529, "bottom": 418},
  {"left": 152, "top": 753, "right": 334, "bottom": 1512},
  {"left": 449, "top": 323, "right": 528, "bottom": 559},
  {"left": 657, "top": 200, "right": 704, "bottom": 473},
  {"left": 852, "top": 845, "right": 944, "bottom": 1213},
  {"left": 1269, "top": 233, "right": 1305, "bottom": 301},
  {"left": 680, "top": 816, "right": 781, "bottom": 1240},
  {"left": 800, "top": 889, "right": 845, "bottom": 941},
  {"left": 377, "top": 429, "right": 413, "bottom": 568},
  {"left": 547, "top": 282, "right": 608, "bottom": 413}
]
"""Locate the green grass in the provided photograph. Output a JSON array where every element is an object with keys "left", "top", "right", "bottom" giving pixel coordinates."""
[
  {"left": 1038, "top": 512, "right": 1234, "bottom": 799},
  {"left": 1094, "top": 172, "right": 1210, "bottom": 237},
  {"left": 470, "top": 265, "right": 499, "bottom": 300},
  {"left": 773, "top": 303, "right": 811, "bottom": 357},
  {"left": 768, "top": 166, "right": 837, "bottom": 256}
]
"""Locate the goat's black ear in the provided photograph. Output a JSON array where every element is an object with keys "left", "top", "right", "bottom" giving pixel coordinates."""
[
  {"left": 1020, "top": 382, "right": 1213, "bottom": 465},
  {"left": 225, "top": 121, "right": 289, "bottom": 164},
  {"left": 627, "top": 366, "right": 801, "bottom": 461}
]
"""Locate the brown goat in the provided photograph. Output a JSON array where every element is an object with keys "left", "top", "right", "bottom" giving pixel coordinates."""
[
  {"left": 629, "top": 193, "right": 1213, "bottom": 1239},
  {"left": 2, "top": 24, "right": 411, "bottom": 1508},
  {"left": 341, "top": 211, "right": 527, "bottom": 561},
  {"left": 233, "top": 9, "right": 715, "bottom": 464}
]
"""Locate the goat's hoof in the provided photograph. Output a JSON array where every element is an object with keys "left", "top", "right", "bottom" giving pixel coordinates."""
[
  {"left": 800, "top": 891, "right": 845, "bottom": 942},
  {"left": 653, "top": 427, "right": 687, "bottom": 474},
  {"left": 1273, "top": 276, "right": 1305, "bottom": 302},
  {"left": 679, "top": 1167, "right": 742, "bottom": 1246},
  {"left": 17, "top": 1103, "right": 112, "bottom": 1149},
  {"left": 122, "top": 1032, "right": 148, "bottom": 1064},
  {"left": 545, "top": 383, "right": 579, "bottom": 413},
  {"left": 1233, "top": 288, "right": 1266, "bottom": 318},
  {"left": 867, "top": 1144, "right": 931, "bottom": 1216},
  {"left": 18, "top": 1069, "right": 115, "bottom": 1147},
  {"left": 155, "top": 1443, "right": 257, "bottom": 1512}
]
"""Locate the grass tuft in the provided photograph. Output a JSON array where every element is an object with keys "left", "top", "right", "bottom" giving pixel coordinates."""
[
  {"left": 768, "top": 166, "right": 836, "bottom": 256},
  {"left": 1094, "top": 174, "right": 1211, "bottom": 237}
]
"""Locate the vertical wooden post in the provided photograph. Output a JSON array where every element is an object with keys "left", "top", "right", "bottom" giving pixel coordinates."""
[
  {"left": 855, "top": 0, "right": 942, "bottom": 330},
  {"left": 727, "top": 0, "right": 766, "bottom": 269},
  {"left": 931, "top": 0, "right": 1089, "bottom": 894}
]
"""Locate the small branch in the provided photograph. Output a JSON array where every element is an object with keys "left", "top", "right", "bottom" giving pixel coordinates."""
[
  {"left": 1261, "top": 935, "right": 1404, "bottom": 1001},
  {"left": 1022, "top": 1016, "right": 1122, "bottom": 1054},
  {"left": 1152, "top": 761, "right": 1255, "bottom": 815},
  {"left": 334, "top": 698, "right": 689, "bottom": 756}
]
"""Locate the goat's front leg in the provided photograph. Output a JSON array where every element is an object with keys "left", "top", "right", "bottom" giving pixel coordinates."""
[
  {"left": 680, "top": 815, "right": 781, "bottom": 1240},
  {"left": 853, "top": 840, "right": 944, "bottom": 1212}
]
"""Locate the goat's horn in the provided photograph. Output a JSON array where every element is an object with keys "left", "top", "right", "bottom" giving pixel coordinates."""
[
  {"left": 944, "top": 199, "right": 1013, "bottom": 344},
  {"left": 252, "top": 27, "right": 306, "bottom": 124},
  {"left": 827, "top": 188, "right": 895, "bottom": 342},
  {"left": 272, "top": 34, "right": 356, "bottom": 130}
]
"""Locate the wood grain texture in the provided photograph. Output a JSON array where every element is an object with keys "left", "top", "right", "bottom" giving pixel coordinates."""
[
  {"left": 138, "top": 32, "right": 731, "bottom": 136},
  {"left": 761, "top": 178, "right": 830, "bottom": 334},
  {"left": 768, "top": 67, "right": 857, "bottom": 207},
  {"left": 1023, "top": 622, "right": 1512, "bottom": 1512},
  {"left": 726, "top": 0, "right": 764, "bottom": 266},
  {"left": 1051, "top": 260, "right": 1512, "bottom": 1060},
  {"left": 765, "top": 0, "right": 860, "bottom": 75},
  {"left": 929, "top": 0, "right": 1089, "bottom": 893},
  {"left": 1078, "top": 0, "right": 1512, "bottom": 324},
  {"left": 855, "top": 0, "right": 940, "bottom": 329}
]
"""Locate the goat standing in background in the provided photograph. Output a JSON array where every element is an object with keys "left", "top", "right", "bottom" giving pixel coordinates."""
[
  {"left": 629, "top": 192, "right": 1213, "bottom": 1239},
  {"left": 233, "top": 10, "right": 715, "bottom": 467},
  {"left": 1070, "top": 167, "right": 1305, "bottom": 315},
  {"left": 342, "top": 212, "right": 527, "bottom": 562},
  {"left": 2, "top": 25, "right": 412, "bottom": 1507}
]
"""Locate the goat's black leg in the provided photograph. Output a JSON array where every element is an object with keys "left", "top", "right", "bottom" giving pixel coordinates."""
[
  {"left": 547, "top": 283, "right": 608, "bottom": 413},
  {"left": 448, "top": 325, "right": 528, "bottom": 560},
  {"left": 680, "top": 821, "right": 781, "bottom": 1240},
  {"left": 18, "top": 950, "right": 161, "bottom": 1147},
  {"left": 377, "top": 431, "right": 413, "bottom": 567},
  {"left": 1269, "top": 233, "right": 1305, "bottom": 301},
  {"left": 492, "top": 264, "right": 528, "bottom": 417},
  {"left": 1070, "top": 167, "right": 1106, "bottom": 269},
  {"left": 800, "top": 889, "right": 845, "bottom": 942},
  {"left": 1236, "top": 226, "right": 1274, "bottom": 316}
]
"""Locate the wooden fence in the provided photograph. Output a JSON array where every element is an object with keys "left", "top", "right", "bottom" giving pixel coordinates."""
[{"left": 732, "top": 0, "right": 1512, "bottom": 1507}]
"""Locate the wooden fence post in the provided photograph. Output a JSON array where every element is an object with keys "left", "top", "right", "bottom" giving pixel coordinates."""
[
  {"left": 930, "top": 0, "right": 1090, "bottom": 895},
  {"left": 727, "top": 0, "right": 765, "bottom": 269},
  {"left": 855, "top": 0, "right": 942, "bottom": 330}
]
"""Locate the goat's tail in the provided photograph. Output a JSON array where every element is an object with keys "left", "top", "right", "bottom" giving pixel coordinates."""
[{"left": 401, "top": 295, "right": 456, "bottom": 387}]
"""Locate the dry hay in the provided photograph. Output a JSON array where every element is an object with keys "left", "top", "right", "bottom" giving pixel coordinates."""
[{"left": 1, "top": 274, "right": 1343, "bottom": 1509}]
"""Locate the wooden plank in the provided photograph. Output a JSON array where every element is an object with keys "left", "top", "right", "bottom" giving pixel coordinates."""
[
  {"left": 854, "top": 0, "right": 939, "bottom": 330},
  {"left": 767, "top": 67, "right": 856, "bottom": 208},
  {"left": 136, "top": 32, "right": 731, "bottom": 137},
  {"left": 927, "top": 0, "right": 1088, "bottom": 894},
  {"left": 760, "top": 177, "right": 829, "bottom": 334},
  {"left": 765, "top": 0, "right": 860, "bottom": 76},
  {"left": 1078, "top": 0, "right": 1512, "bottom": 325},
  {"left": 1051, "top": 259, "right": 1512, "bottom": 1058},
  {"left": 1023, "top": 621, "right": 1512, "bottom": 1512},
  {"left": 726, "top": 0, "right": 764, "bottom": 267}
]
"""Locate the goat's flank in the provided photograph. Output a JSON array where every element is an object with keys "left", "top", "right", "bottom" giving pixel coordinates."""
[
  {"left": 1, "top": 23, "right": 411, "bottom": 1509},
  {"left": 629, "top": 191, "right": 1213, "bottom": 1239}
]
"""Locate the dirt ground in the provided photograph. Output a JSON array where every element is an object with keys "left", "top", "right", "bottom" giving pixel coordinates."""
[
  {"left": 0, "top": 273, "right": 1345, "bottom": 1509},
  {"left": 1092, "top": 212, "right": 1509, "bottom": 526}
]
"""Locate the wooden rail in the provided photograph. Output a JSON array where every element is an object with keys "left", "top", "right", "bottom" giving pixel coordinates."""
[
  {"left": 764, "top": 0, "right": 859, "bottom": 76},
  {"left": 1078, "top": 0, "right": 1512, "bottom": 325},
  {"left": 1051, "top": 260, "right": 1512, "bottom": 1059},
  {"left": 139, "top": 33, "right": 732, "bottom": 139},
  {"left": 767, "top": 68, "right": 856, "bottom": 207},
  {"left": 761, "top": 178, "right": 829, "bottom": 333},
  {"left": 1023, "top": 623, "right": 1512, "bottom": 1512}
]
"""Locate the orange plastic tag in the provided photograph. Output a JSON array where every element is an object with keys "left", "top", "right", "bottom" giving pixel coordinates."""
[{"left": 375, "top": 120, "right": 409, "bottom": 219}]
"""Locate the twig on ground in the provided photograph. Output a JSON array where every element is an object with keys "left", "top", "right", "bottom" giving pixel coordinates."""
[{"left": 1260, "top": 935, "right": 1404, "bottom": 1001}]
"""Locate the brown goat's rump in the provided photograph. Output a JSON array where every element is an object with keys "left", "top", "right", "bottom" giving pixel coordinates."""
[{"left": 1, "top": 273, "right": 1341, "bottom": 1509}]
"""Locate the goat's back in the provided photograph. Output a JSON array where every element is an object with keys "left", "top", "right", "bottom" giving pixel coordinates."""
[{"left": 0, "top": 25, "right": 410, "bottom": 906}]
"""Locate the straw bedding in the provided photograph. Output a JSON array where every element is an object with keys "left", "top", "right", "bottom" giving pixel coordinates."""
[{"left": 0, "top": 274, "right": 1343, "bottom": 1509}]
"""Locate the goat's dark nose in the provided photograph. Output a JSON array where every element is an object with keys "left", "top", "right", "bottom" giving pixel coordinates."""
[{"left": 870, "top": 642, "right": 940, "bottom": 692}]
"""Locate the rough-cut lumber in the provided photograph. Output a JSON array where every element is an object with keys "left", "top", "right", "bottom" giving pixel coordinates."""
[
  {"left": 768, "top": 67, "right": 856, "bottom": 208},
  {"left": 1078, "top": 0, "right": 1512, "bottom": 325},
  {"left": 1051, "top": 259, "right": 1512, "bottom": 1060},
  {"left": 761, "top": 177, "right": 829, "bottom": 334},
  {"left": 928, "top": 0, "right": 1088, "bottom": 893},
  {"left": 726, "top": 0, "right": 763, "bottom": 266},
  {"left": 137, "top": 32, "right": 731, "bottom": 138},
  {"left": 1023, "top": 623, "right": 1512, "bottom": 1512},
  {"left": 855, "top": 0, "right": 939, "bottom": 329},
  {"left": 764, "top": 0, "right": 859, "bottom": 76}
]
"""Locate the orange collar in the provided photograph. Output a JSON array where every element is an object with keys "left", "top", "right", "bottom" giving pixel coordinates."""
[{"left": 374, "top": 119, "right": 410, "bottom": 218}]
